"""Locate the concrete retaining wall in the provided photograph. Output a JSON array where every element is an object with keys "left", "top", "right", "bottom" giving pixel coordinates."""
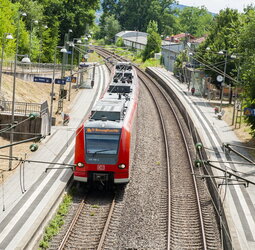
[{"left": 0, "top": 114, "right": 42, "bottom": 141}]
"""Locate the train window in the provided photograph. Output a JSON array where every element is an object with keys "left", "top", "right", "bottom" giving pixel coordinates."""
[{"left": 86, "top": 134, "right": 120, "bottom": 155}]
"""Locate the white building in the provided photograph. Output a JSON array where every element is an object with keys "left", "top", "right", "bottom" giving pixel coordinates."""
[{"left": 115, "top": 31, "right": 148, "bottom": 50}]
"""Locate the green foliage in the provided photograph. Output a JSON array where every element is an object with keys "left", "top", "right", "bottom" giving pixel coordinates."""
[
  {"left": 177, "top": 6, "right": 213, "bottom": 37},
  {"left": 99, "top": 0, "right": 176, "bottom": 36},
  {"left": 140, "top": 57, "right": 161, "bottom": 69},
  {"left": 103, "top": 14, "right": 121, "bottom": 44},
  {"left": 115, "top": 37, "right": 124, "bottom": 47},
  {"left": 0, "top": 0, "right": 17, "bottom": 57},
  {"left": 39, "top": 194, "right": 72, "bottom": 249},
  {"left": 99, "top": 1, "right": 212, "bottom": 38},
  {"left": 173, "top": 50, "right": 188, "bottom": 76},
  {"left": 0, "top": 0, "right": 99, "bottom": 63},
  {"left": 143, "top": 21, "right": 161, "bottom": 61},
  {"left": 195, "top": 8, "right": 240, "bottom": 87}
]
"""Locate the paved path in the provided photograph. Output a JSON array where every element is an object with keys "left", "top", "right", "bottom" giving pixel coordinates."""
[
  {"left": 0, "top": 64, "right": 109, "bottom": 249},
  {"left": 149, "top": 67, "right": 255, "bottom": 250}
]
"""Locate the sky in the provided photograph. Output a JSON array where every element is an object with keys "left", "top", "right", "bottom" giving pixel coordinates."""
[{"left": 178, "top": 0, "right": 254, "bottom": 13}]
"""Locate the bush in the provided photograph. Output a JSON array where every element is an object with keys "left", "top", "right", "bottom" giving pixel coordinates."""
[
  {"left": 38, "top": 194, "right": 72, "bottom": 249},
  {"left": 115, "top": 37, "right": 124, "bottom": 47}
]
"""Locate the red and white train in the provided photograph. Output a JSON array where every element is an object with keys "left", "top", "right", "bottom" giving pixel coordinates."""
[{"left": 74, "top": 62, "right": 138, "bottom": 185}]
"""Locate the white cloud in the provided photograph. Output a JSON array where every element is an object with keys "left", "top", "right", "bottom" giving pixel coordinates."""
[{"left": 178, "top": 0, "right": 254, "bottom": 13}]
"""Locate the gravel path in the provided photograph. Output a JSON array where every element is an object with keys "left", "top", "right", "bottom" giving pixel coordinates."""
[{"left": 104, "top": 81, "right": 167, "bottom": 249}]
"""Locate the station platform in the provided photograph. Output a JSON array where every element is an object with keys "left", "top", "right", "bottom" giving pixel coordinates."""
[
  {"left": 0, "top": 65, "right": 109, "bottom": 249},
  {"left": 148, "top": 67, "right": 255, "bottom": 250}
]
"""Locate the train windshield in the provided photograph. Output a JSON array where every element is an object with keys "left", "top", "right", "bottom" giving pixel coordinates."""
[{"left": 86, "top": 134, "right": 120, "bottom": 155}]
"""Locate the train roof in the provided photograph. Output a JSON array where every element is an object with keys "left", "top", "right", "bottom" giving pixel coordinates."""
[
  {"left": 90, "top": 98, "right": 126, "bottom": 121},
  {"left": 115, "top": 62, "right": 133, "bottom": 71},
  {"left": 85, "top": 120, "right": 122, "bottom": 129},
  {"left": 86, "top": 61, "right": 137, "bottom": 125}
]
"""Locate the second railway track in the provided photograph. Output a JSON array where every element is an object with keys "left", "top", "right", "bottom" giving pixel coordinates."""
[
  {"left": 47, "top": 47, "right": 221, "bottom": 249},
  {"left": 138, "top": 69, "right": 208, "bottom": 249},
  {"left": 49, "top": 191, "right": 115, "bottom": 250},
  {"left": 95, "top": 47, "right": 221, "bottom": 249}
]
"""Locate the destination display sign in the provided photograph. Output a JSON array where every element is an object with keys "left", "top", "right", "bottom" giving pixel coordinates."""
[
  {"left": 55, "top": 78, "right": 66, "bottom": 85},
  {"left": 33, "top": 76, "right": 52, "bottom": 83},
  {"left": 86, "top": 128, "right": 121, "bottom": 134}
]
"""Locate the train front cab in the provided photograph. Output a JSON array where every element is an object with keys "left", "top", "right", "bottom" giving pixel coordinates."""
[{"left": 74, "top": 125, "right": 131, "bottom": 185}]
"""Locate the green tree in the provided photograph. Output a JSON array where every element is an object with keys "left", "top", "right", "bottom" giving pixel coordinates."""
[
  {"left": 195, "top": 8, "right": 240, "bottom": 87},
  {"left": 115, "top": 37, "right": 124, "bottom": 47},
  {"left": 103, "top": 14, "right": 121, "bottom": 43},
  {"left": 143, "top": 20, "right": 161, "bottom": 61},
  {"left": 147, "top": 0, "right": 176, "bottom": 34},
  {"left": 178, "top": 6, "right": 213, "bottom": 37},
  {"left": 237, "top": 7, "right": 255, "bottom": 135},
  {"left": 98, "top": 0, "right": 120, "bottom": 39},
  {"left": 0, "top": 0, "right": 16, "bottom": 57}
]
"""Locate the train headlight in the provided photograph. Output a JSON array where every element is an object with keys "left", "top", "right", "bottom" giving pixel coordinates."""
[
  {"left": 118, "top": 164, "right": 126, "bottom": 169},
  {"left": 76, "top": 162, "right": 84, "bottom": 168}
]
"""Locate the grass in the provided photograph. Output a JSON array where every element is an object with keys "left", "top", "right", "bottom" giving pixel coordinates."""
[
  {"left": 39, "top": 194, "right": 72, "bottom": 249},
  {"left": 92, "top": 204, "right": 99, "bottom": 208},
  {"left": 88, "top": 52, "right": 104, "bottom": 64},
  {"left": 107, "top": 46, "right": 162, "bottom": 69}
]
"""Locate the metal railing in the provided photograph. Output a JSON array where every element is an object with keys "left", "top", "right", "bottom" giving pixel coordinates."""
[
  {"left": 0, "top": 100, "right": 43, "bottom": 116},
  {"left": 1, "top": 60, "right": 72, "bottom": 74}
]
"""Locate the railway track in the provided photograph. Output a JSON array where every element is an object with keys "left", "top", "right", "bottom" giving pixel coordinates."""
[
  {"left": 49, "top": 191, "right": 115, "bottom": 249},
  {"left": 95, "top": 47, "right": 220, "bottom": 249},
  {"left": 47, "top": 47, "right": 220, "bottom": 249},
  {"left": 138, "top": 70, "right": 207, "bottom": 249}
]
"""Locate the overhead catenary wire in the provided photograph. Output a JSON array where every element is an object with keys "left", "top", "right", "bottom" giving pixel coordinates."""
[
  {"left": 188, "top": 51, "right": 239, "bottom": 85},
  {"left": 0, "top": 154, "right": 75, "bottom": 172}
]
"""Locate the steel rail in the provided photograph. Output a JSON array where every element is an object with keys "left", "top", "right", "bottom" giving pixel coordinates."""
[
  {"left": 155, "top": 70, "right": 206, "bottom": 249},
  {"left": 97, "top": 197, "right": 116, "bottom": 250},
  {"left": 57, "top": 194, "right": 115, "bottom": 250},
  {"left": 58, "top": 197, "right": 86, "bottom": 250},
  {"left": 137, "top": 71, "right": 171, "bottom": 250},
  {"left": 95, "top": 47, "right": 207, "bottom": 249}
]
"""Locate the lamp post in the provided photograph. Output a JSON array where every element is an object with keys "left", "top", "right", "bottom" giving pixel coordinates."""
[
  {"left": 9, "top": 54, "right": 31, "bottom": 170},
  {"left": 218, "top": 50, "right": 228, "bottom": 112},
  {"left": 135, "top": 30, "right": 138, "bottom": 55},
  {"left": 8, "top": 12, "right": 27, "bottom": 170},
  {"left": 231, "top": 55, "right": 240, "bottom": 125},
  {"left": 57, "top": 29, "right": 72, "bottom": 113},
  {"left": 38, "top": 25, "right": 48, "bottom": 69},
  {"left": 29, "top": 19, "right": 38, "bottom": 60},
  {"left": 0, "top": 33, "right": 13, "bottom": 91},
  {"left": 49, "top": 46, "right": 67, "bottom": 135},
  {"left": 68, "top": 38, "right": 82, "bottom": 101}
]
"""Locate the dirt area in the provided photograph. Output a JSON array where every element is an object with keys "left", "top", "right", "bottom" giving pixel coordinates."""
[
  {"left": 222, "top": 105, "right": 252, "bottom": 142},
  {"left": 210, "top": 102, "right": 255, "bottom": 159},
  {"left": 0, "top": 52, "right": 102, "bottom": 183},
  {"left": 0, "top": 70, "right": 80, "bottom": 181}
]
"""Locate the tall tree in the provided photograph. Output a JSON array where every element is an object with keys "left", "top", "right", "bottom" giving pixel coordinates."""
[
  {"left": 143, "top": 20, "right": 161, "bottom": 61},
  {"left": 195, "top": 8, "right": 240, "bottom": 87},
  {"left": 98, "top": 0, "right": 119, "bottom": 39},
  {"left": 237, "top": 7, "right": 255, "bottom": 135},
  {"left": 178, "top": 6, "right": 213, "bottom": 37},
  {"left": 103, "top": 14, "right": 121, "bottom": 43},
  {"left": 0, "top": 0, "right": 17, "bottom": 57}
]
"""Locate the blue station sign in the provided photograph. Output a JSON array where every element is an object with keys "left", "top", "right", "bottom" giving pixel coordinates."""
[
  {"left": 65, "top": 76, "right": 71, "bottom": 82},
  {"left": 33, "top": 76, "right": 52, "bottom": 83},
  {"left": 244, "top": 108, "right": 255, "bottom": 116},
  {"left": 65, "top": 76, "right": 77, "bottom": 83},
  {"left": 55, "top": 79, "right": 66, "bottom": 85}
]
